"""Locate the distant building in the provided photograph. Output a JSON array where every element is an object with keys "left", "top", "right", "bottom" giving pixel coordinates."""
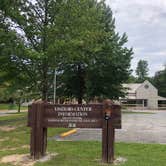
[{"left": 120, "top": 80, "right": 166, "bottom": 109}]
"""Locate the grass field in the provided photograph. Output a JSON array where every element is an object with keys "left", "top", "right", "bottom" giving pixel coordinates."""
[
  {"left": 0, "top": 104, "right": 28, "bottom": 111},
  {"left": 0, "top": 113, "right": 165, "bottom": 166}
]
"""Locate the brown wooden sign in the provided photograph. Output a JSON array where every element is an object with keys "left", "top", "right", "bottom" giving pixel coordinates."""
[
  {"left": 28, "top": 104, "right": 121, "bottom": 129},
  {"left": 44, "top": 104, "right": 103, "bottom": 128},
  {"left": 28, "top": 99, "right": 121, "bottom": 163}
]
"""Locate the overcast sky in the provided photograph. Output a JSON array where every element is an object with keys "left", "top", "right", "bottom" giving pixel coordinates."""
[{"left": 106, "top": 0, "right": 166, "bottom": 76}]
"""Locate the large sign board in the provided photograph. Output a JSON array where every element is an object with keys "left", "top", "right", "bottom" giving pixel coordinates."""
[
  {"left": 28, "top": 100, "right": 121, "bottom": 163},
  {"left": 44, "top": 104, "right": 102, "bottom": 128},
  {"left": 28, "top": 104, "right": 121, "bottom": 129}
]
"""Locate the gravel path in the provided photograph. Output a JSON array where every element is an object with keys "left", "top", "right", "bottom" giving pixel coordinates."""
[{"left": 55, "top": 111, "right": 166, "bottom": 144}]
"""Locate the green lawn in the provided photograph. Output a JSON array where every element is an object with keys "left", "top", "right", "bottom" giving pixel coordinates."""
[
  {"left": 0, "top": 113, "right": 165, "bottom": 166},
  {"left": 0, "top": 104, "right": 28, "bottom": 111}
]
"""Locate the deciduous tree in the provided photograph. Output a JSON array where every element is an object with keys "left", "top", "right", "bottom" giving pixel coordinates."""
[
  {"left": 136, "top": 60, "right": 149, "bottom": 82},
  {"left": 153, "top": 66, "right": 166, "bottom": 97},
  {"left": 1, "top": 0, "right": 133, "bottom": 104},
  {"left": 57, "top": 2, "right": 133, "bottom": 103}
]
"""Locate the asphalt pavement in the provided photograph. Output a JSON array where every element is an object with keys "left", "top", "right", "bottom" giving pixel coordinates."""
[{"left": 55, "top": 111, "right": 166, "bottom": 144}]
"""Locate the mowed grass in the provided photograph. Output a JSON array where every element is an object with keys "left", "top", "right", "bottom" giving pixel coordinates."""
[
  {"left": 0, "top": 113, "right": 166, "bottom": 166},
  {"left": 0, "top": 104, "right": 28, "bottom": 111}
]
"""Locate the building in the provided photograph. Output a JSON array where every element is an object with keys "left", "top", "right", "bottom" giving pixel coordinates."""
[{"left": 120, "top": 80, "right": 166, "bottom": 109}]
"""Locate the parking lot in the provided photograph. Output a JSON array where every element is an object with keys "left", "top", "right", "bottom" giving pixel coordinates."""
[{"left": 56, "top": 111, "right": 166, "bottom": 144}]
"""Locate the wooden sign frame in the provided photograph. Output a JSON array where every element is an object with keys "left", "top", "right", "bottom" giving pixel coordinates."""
[{"left": 27, "top": 99, "right": 121, "bottom": 163}]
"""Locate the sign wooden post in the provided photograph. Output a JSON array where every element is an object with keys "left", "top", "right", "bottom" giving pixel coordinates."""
[
  {"left": 29, "top": 102, "right": 47, "bottom": 159},
  {"left": 102, "top": 99, "right": 117, "bottom": 163},
  {"left": 28, "top": 99, "right": 121, "bottom": 163}
]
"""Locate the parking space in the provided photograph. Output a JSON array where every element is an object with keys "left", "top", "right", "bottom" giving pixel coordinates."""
[{"left": 55, "top": 111, "right": 166, "bottom": 144}]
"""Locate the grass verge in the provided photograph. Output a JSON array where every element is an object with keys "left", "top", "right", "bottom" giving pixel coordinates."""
[
  {"left": 0, "top": 113, "right": 165, "bottom": 166},
  {"left": 0, "top": 104, "right": 27, "bottom": 111}
]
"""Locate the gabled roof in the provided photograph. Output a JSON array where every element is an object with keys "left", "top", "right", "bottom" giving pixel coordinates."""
[
  {"left": 158, "top": 96, "right": 166, "bottom": 101},
  {"left": 123, "top": 83, "right": 142, "bottom": 93}
]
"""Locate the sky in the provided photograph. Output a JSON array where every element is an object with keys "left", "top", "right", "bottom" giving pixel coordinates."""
[{"left": 106, "top": 0, "right": 166, "bottom": 76}]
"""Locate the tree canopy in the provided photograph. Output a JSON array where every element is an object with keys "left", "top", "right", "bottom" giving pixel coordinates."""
[
  {"left": 0, "top": 0, "right": 133, "bottom": 103},
  {"left": 153, "top": 66, "right": 166, "bottom": 97},
  {"left": 135, "top": 60, "right": 149, "bottom": 83}
]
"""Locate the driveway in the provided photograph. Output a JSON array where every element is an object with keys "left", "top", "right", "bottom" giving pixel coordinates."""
[{"left": 55, "top": 111, "right": 166, "bottom": 144}]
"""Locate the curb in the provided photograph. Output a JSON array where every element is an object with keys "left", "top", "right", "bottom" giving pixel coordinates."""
[{"left": 60, "top": 129, "right": 77, "bottom": 137}]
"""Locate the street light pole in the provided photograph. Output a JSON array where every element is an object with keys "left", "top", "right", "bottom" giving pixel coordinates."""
[{"left": 53, "top": 69, "right": 56, "bottom": 104}]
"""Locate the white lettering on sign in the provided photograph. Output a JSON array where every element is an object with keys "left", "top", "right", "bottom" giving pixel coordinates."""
[
  {"left": 54, "top": 106, "right": 92, "bottom": 112},
  {"left": 57, "top": 112, "right": 88, "bottom": 117},
  {"left": 68, "top": 123, "right": 76, "bottom": 128},
  {"left": 48, "top": 119, "right": 98, "bottom": 123}
]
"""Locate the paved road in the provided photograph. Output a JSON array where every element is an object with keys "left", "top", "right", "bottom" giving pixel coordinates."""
[
  {"left": 0, "top": 110, "right": 18, "bottom": 117},
  {"left": 55, "top": 111, "right": 166, "bottom": 144},
  {"left": 0, "top": 110, "right": 27, "bottom": 117}
]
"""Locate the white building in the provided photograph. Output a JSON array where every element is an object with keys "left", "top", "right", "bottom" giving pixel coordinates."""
[{"left": 120, "top": 80, "right": 166, "bottom": 109}]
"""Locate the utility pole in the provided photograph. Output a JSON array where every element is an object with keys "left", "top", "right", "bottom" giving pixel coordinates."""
[{"left": 53, "top": 69, "right": 56, "bottom": 104}]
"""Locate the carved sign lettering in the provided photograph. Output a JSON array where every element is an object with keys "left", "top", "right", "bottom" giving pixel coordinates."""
[{"left": 42, "top": 104, "right": 103, "bottom": 128}]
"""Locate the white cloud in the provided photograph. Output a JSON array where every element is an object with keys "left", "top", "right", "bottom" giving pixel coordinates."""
[{"left": 106, "top": 0, "right": 166, "bottom": 76}]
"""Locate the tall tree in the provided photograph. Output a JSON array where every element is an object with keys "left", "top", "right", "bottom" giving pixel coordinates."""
[
  {"left": 0, "top": 0, "right": 29, "bottom": 107},
  {"left": 1, "top": 0, "right": 109, "bottom": 102},
  {"left": 85, "top": 5, "right": 132, "bottom": 101},
  {"left": 53, "top": 0, "right": 108, "bottom": 103},
  {"left": 1, "top": 0, "right": 132, "bottom": 103},
  {"left": 136, "top": 60, "right": 149, "bottom": 82},
  {"left": 153, "top": 65, "right": 166, "bottom": 97},
  {"left": 0, "top": 0, "right": 64, "bottom": 100},
  {"left": 57, "top": 2, "right": 133, "bottom": 103}
]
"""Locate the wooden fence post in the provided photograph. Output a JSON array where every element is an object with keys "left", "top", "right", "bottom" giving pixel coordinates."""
[
  {"left": 30, "top": 101, "right": 47, "bottom": 159},
  {"left": 102, "top": 99, "right": 115, "bottom": 163}
]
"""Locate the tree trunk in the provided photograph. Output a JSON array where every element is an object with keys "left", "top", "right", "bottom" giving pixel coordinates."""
[
  {"left": 42, "top": 87, "right": 47, "bottom": 101},
  {"left": 78, "top": 96, "right": 83, "bottom": 104},
  {"left": 41, "top": 67, "right": 48, "bottom": 101},
  {"left": 77, "top": 64, "right": 85, "bottom": 104},
  {"left": 18, "top": 101, "right": 21, "bottom": 113},
  {"left": 41, "top": 60, "right": 48, "bottom": 101},
  {"left": 41, "top": 0, "right": 49, "bottom": 101}
]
